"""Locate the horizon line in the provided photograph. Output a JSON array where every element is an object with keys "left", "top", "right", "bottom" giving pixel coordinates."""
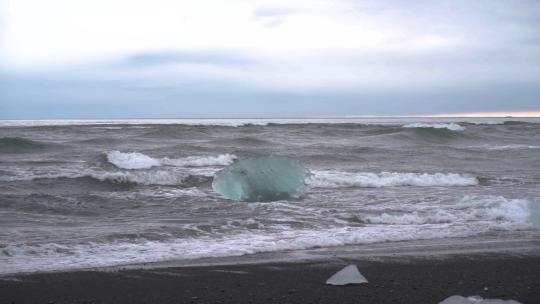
[{"left": 1, "top": 111, "right": 540, "bottom": 121}]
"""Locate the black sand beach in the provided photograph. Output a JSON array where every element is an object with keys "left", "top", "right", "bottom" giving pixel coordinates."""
[{"left": 1, "top": 253, "right": 539, "bottom": 304}]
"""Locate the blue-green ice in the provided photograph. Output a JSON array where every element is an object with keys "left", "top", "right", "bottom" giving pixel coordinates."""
[{"left": 212, "top": 156, "right": 309, "bottom": 202}]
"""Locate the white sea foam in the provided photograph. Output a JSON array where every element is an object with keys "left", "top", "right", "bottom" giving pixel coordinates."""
[
  {"left": 0, "top": 166, "right": 205, "bottom": 186},
  {"left": 106, "top": 151, "right": 236, "bottom": 169},
  {"left": 92, "top": 126, "right": 125, "bottom": 129},
  {"left": 466, "top": 144, "right": 540, "bottom": 151},
  {"left": 161, "top": 154, "right": 237, "bottom": 167},
  {"left": 468, "top": 120, "right": 505, "bottom": 125},
  {"left": 0, "top": 196, "right": 534, "bottom": 275},
  {"left": 402, "top": 122, "right": 466, "bottom": 131},
  {"left": 89, "top": 170, "right": 189, "bottom": 185},
  {"left": 107, "top": 151, "right": 161, "bottom": 169},
  {"left": 361, "top": 196, "right": 531, "bottom": 227},
  {"left": 310, "top": 171, "right": 478, "bottom": 188}
]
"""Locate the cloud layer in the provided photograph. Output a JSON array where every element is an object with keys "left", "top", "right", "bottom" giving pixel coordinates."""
[{"left": 1, "top": 0, "right": 539, "bottom": 118}]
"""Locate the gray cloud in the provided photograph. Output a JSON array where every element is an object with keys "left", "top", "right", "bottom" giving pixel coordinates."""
[
  {"left": 1, "top": 0, "right": 539, "bottom": 118},
  {"left": 119, "top": 50, "right": 253, "bottom": 67}
]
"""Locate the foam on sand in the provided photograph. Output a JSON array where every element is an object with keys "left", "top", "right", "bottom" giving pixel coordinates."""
[{"left": 310, "top": 171, "right": 478, "bottom": 188}]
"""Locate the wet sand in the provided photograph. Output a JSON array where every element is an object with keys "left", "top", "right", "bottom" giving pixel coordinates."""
[{"left": 1, "top": 254, "right": 539, "bottom": 304}]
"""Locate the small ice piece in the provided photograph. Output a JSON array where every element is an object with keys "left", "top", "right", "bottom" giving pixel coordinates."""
[
  {"left": 439, "top": 296, "right": 478, "bottom": 304},
  {"left": 325, "top": 264, "right": 368, "bottom": 285},
  {"left": 439, "top": 295, "right": 522, "bottom": 304}
]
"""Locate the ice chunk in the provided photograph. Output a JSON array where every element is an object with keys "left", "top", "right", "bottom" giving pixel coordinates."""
[
  {"left": 439, "top": 295, "right": 522, "bottom": 304},
  {"left": 212, "top": 156, "right": 309, "bottom": 202},
  {"left": 530, "top": 201, "right": 540, "bottom": 229},
  {"left": 326, "top": 264, "right": 368, "bottom": 285}
]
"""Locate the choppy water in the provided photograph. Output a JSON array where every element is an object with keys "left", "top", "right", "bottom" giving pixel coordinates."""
[{"left": 1, "top": 118, "right": 539, "bottom": 274}]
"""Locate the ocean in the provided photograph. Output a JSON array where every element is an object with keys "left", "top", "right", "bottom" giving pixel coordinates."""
[{"left": 1, "top": 117, "right": 539, "bottom": 275}]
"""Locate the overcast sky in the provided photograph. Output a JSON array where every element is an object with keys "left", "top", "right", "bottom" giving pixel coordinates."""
[{"left": 1, "top": 0, "right": 539, "bottom": 118}]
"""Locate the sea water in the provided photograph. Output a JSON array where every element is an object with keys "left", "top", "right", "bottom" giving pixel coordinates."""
[{"left": 0, "top": 117, "right": 539, "bottom": 274}]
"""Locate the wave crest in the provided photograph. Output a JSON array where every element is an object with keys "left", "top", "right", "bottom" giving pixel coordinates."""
[
  {"left": 362, "top": 196, "right": 531, "bottom": 225},
  {"left": 0, "top": 137, "right": 47, "bottom": 153},
  {"left": 1, "top": 196, "right": 534, "bottom": 275},
  {"left": 106, "top": 151, "right": 236, "bottom": 169},
  {"left": 106, "top": 151, "right": 161, "bottom": 169},
  {"left": 162, "top": 154, "right": 237, "bottom": 167},
  {"left": 310, "top": 171, "right": 478, "bottom": 188},
  {"left": 402, "top": 123, "right": 466, "bottom": 131},
  {"left": 466, "top": 144, "right": 540, "bottom": 151},
  {"left": 87, "top": 171, "right": 189, "bottom": 185}
]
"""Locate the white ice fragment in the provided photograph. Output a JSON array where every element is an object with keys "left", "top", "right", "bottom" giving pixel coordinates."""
[
  {"left": 439, "top": 295, "right": 522, "bottom": 304},
  {"left": 325, "top": 264, "right": 368, "bottom": 285}
]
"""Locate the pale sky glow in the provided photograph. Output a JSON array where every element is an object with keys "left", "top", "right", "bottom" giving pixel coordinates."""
[
  {"left": 422, "top": 111, "right": 540, "bottom": 118},
  {"left": 0, "top": 0, "right": 539, "bottom": 118}
]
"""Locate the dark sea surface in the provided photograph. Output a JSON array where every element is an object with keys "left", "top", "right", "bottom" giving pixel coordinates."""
[{"left": 1, "top": 118, "right": 539, "bottom": 274}]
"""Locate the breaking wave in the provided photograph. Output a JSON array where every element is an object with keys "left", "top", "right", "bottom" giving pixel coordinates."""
[
  {"left": 3, "top": 166, "right": 478, "bottom": 189},
  {"left": 1, "top": 195, "right": 534, "bottom": 275},
  {"left": 310, "top": 171, "right": 478, "bottom": 188},
  {"left": 0, "top": 167, "right": 215, "bottom": 186},
  {"left": 106, "top": 151, "right": 161, "bottom": 169},
  {"left": 361, "top": 196, "right": 532, "bottom": 226},
  {"left": 106, "top": 151, "right": 236, "bottom": 169},
  {"left": 162, "top": 154, "right": 237, "bottom": 167},
  {"left": 402, "top": 123, "right": 466, "bottom": 131},
  {"left": 86, "top": 170, "right": 193, "bottom": 185}
]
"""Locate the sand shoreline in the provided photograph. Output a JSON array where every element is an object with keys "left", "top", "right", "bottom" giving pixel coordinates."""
[
  {"left": 1, "top": 254, "right": 538, "bottom": 304},
  {"left": 1, "top": 234, "right": 539, "bottom": 303},
  {"left": 2, "top": 231, "right": 539, "bottom": 277}
]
